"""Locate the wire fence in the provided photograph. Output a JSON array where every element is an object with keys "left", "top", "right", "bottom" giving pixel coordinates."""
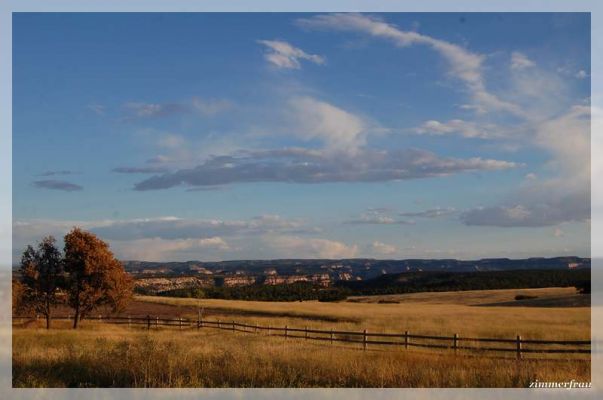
[{"left": 13, "top": 314, "right": 591, "bottom": 359}]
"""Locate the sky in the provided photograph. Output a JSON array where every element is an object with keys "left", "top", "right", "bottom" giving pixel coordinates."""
[{"left": 12, "top": 12, "right": 591, "bottom": 262}]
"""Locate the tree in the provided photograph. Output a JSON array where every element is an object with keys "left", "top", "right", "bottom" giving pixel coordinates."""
[
  {"left": 12, "top": 279, "right": 28, "bottom": 315},
  {"left": 64, "top": 228, "right": 133, "bottom": 329},
  {"left": 18, "top": 236, "right": 64, "bottom": 329}
]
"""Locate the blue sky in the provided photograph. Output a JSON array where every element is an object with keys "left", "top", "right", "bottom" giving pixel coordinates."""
[{"left": 12, "top": 12, "right": 590, "bottom": 262}]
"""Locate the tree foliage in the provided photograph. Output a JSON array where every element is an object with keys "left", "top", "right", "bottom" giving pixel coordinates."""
[
  {"left": 12, "top": 279, "right": 28, "bottom": 315},
  {"left": 63, "top": 228, "right": 134, "bottom": 328},
  {"left": 18, "top": 236, "right": 64, "bottom": 329}
]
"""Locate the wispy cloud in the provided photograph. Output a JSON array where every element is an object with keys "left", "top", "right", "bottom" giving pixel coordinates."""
[
  {"left": 510, "top": 51, "right": 535, "bottom": 70},
  {"left": 191, "top": 97, "right": 233, "bottom": 116},
  {"left": 257, "top": 39, "right": 325, "bottom": 69},
  {"left": 265, "top": 235, "right": 357, "bottom": 259},
  {"left": 87, "top": 104, "right": 106, "bottom": 115},
  {"left": 297, "top": 13, "right": 523, "bottom": 116},
  {"left": 112, "top": 166, "right": 170, "bottom": 174},
  {"left": 413, "top": 119, "right": 510, "bottom": 139},
  {"left": 14, "top": 215, "right": 311, "bottom": 242},
  {"left": 369, "top": 241, "right": 397, "bottom": 256},
  {"left": 346, "top": 209, "right": 414, "bottom": 225},
  {"left": 399, "top": 207, "right": 457, "bottom": 218},
  {"left": 123, "top": 102, "right": 188, "bottom": 119},
  {"left": 32, "top": 180, "right": 83, "bottom": 192},
  {"left": 121, "top": 97, "right": 231, "bottom": 120},
  {"left": 288, "top": 96, "right": 369, "bottom": 153},
  {"left": 37, "top": 170, "right": 75, "bottom": 177}
]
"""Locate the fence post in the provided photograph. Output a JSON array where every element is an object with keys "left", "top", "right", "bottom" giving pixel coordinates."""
[
  {"left": 99, "top": 314, "right": 102, "bottom": 323},
  {"left": 128, "top": 315, "right": 131, "bottom": 328},
  {"left": 453, "top": 333, "right": 458, "bottom": 354},
  {"left": 218, "top": 319, "right": 221, "bottom": 329},
  {"left": 330, "top": 328, "right": 334, "bottom": 344},
  {"left": 255, "top": 323, "right": 258, "bottom": 333},
  {"left": 285, "top": 325, "right": 288, "bottom": 340},
  {"left": 147, "top": 315, "right": 151, "bottom": 330},
  {"left": 305, "top": 326, "right": 308, "bottom": 340},
  {"left": 363, "top": 329, "right": 367, "bottom": 351},
  {"left": 268, "top": 324, "right": 271, "bottom": 336},
  {"left": 516, "top": 335, "right": 522, "bottom": 360},
  {"left": 197, "top": 310, "right": 201, "bottom": 330},
  {"left": 232, "top": 320, "right": 235, "bottom": 333},
  {"left": 156, "top": 316, "right": 159, "bottom": 328},
  {"left": 404, "top": 331, "right": 409, "bottom": 350}
]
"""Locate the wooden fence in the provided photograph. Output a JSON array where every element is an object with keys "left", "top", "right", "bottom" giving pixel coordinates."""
[{"left": 13, "top": 315, "right": 591, "bottom": 359}]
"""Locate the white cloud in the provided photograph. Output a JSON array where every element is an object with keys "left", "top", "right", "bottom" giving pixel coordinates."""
[
  {"left": 414, "top": 119, "right": 508, "bottom": 139},
  {"left": 575, "top": 70, "right": 589, "bottom": 79},
  {"left": 257, "top": 40, "right": 325, "bottom": 69},
  {"left": 461, "top": 104, "right": 590, "bottom": 227},
  {"left": 288, "top": 96, "right": 368, "bottom": 153},
  {"left": 370, "top": 241, "right": 397, "bottom": 256},
  {"left": 266, "top": 235, "right": 358, "bottom": 259},
  {"left": 109, "top": 237, "right": 229, "bottom": 261},
  {"left": 510, "top": 52, "right": 535, "bottom": 70}
]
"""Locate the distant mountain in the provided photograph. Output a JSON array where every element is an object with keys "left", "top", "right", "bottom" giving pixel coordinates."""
[{"left": 124, "top": 256, "right": 590, "bottom": 281}]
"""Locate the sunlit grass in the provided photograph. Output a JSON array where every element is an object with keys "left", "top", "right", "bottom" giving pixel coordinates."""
[
  {"left": 135, "top": 287, "right": 590, "bottom": 340},
  {"left": 13, "top": 288, "right": 591, "bottom": 388},
  {"left": 12, "top": 324, "right": 590, "bottom": 388}
]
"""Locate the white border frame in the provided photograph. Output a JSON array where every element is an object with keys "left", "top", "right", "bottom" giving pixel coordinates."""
[{"left": 1, "top": 1, "right": 599, "bottom": 399}]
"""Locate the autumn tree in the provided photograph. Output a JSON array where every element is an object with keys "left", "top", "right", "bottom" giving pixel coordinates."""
[
  {"left": 18, "top": 236, "right": 64, "bottom": 329},
  {"left": 64, "top": 228, "right": 133, "bottom": 329},
  {"left": 12, "top": 279, "right": 28, "bottom": 315}
]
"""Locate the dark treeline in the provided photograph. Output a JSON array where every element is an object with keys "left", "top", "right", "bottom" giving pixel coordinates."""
[
  {"left": 150, "top": 282, "right": 349, "bottom": 302},
  {"left": 144, "top": 268, "right": 590, "bottom": 302},
  {"left": 337, "top": 268, "right": 591, "bottom": 295}
]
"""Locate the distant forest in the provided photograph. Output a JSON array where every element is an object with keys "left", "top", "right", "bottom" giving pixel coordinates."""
[{"left": 149, "top": 268, "right": 591, "bottom": 302}]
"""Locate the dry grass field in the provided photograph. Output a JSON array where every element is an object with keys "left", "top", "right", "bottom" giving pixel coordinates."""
[
  {"left": 136, "top": 287, "right": 590, "bottom": 340},
  {"left": 12, "top": 287, "right": 591, "bottom": 388}
]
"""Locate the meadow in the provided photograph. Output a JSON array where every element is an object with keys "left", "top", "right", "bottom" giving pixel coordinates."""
[
  {"left": 136, "top": 287, "right": 590, "bottom": 340},
  {"left": 12, "top": 287, "right": 591, "bottom": 388}
]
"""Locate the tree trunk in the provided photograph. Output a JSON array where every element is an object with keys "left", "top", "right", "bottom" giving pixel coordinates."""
[
  {"left": 45, "top": 299, "right": 51, "bottom": 329},
  {"left": 73, "top": 303, "right": 80, "bottom": 329}
]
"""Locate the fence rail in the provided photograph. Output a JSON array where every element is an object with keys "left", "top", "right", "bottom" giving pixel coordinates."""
[{"left": 13, "top": 315, "right": 591, "bottom": 359}]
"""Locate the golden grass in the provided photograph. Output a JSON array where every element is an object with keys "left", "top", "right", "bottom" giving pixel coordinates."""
[
  {"left": 347, "top": 287, "right": 581, "bottom": 305},
  {"left": 135, "top": 288, "right": 590, "bottom": 340},
  {"left": 13, "top": 288, "right": 591, "bottom": 388},
  {"left": 12, "top": 324, "right": 590, "bottom": 388}
]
